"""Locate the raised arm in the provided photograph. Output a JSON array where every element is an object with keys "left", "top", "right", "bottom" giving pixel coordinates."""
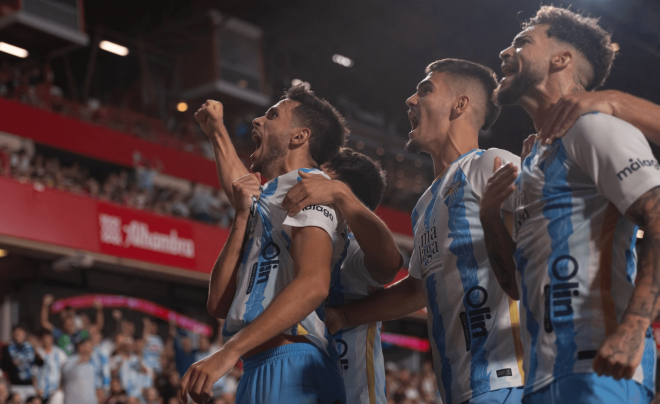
[
  {"left": 282, "top": 170, "right": 402, "bottom": 284},
  {"left": 478, "top": 158, "right": 520, "bottom": 301},
  {"left": 40, "top": 294, "right": 54, "bottom": 331},
  {"left": 325, "top": 275, "right": 426, "bottom": 334},
  {"left": 593, "top": 186, "right": 660, "bottom": 380},
  {"left": 194, "top": 101, "right": 250, "bottom": 206},
  {"left": 93, "top": 300, "right": 104, "bottom": 331},
  {"left": 206, "top": 173, "right": 261, "bottom": 319},
  {"left": 540, "top": 90, "right": 660, "bottom": 146},
  {"left": 180, "top": 225, "right": 334, "bottom": 404}
]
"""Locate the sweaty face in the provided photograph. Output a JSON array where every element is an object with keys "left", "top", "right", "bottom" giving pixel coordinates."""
[
  {"left": 495, "top": 25, "right": 549, "bottom": 106},
  {"left": 251, "top": 99, "right": 298, "bottom": 176},
  {"left": 405, "top": 71, "right": 454, "bottom": 154}
]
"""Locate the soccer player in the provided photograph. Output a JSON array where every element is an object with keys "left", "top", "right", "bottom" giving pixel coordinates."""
[
  {"left": 480, "top": 6, "right": 660, "bottom": 403},
  {"left": 191, "top": 94, "right": 403, "bottom": 403},
  {"left": 325, "top": 59, "right": 526, "bottom": 404},
  {"left": 179, "top": 85, "right": 350, "bottom": 404}
]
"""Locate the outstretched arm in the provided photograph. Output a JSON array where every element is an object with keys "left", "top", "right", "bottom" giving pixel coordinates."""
[
  {"left": 479, "top": 158, "right": 520, "bottom": 301},
  {"left": 40, "top": 295, "right": 54, "bottom": 332},
  {"left": 207, "top": 173, "right": 261, "bottom": 319},
  {"left": 540, "top": 90, "right": 660, "bottom": 146},
  {"left": 325, "top": 275, "right": 426, "bottom": 334},
  {"left": 194, "top": 100, "right": 250, "bottom": 206},
  {"left": 282, "top": 171, "right": 402, "bottom": 284},
  {"left": 181, "top": 225, "right": 334, "bottom": 403},
  {"left": 593, "top": 186, "right": 660, "bottom": 380}
]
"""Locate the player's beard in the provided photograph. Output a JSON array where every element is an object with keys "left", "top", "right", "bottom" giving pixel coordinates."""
[
  {"left": 405, "top": 138, "right": 421, "bottom": 154},
  {"left": 495, "top": 64, "right": 544, "bottom": 106},
  {"left": 251, "top": 139, "right": 288, "bottom": 177}
]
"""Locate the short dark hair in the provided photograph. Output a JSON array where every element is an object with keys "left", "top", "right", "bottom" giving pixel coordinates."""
[
  {"left": 523, "top": 6, "right": 615, "bottom": 90},
  {"left": 12, "top": 324, "right": 27, "bottom": 333},
  {"left": 325, "top": 149, "right": 386, "bottom": 211},
  {"left": 425, "top": 59, "right": 501, "bottom": 131},
  {"left": 38, "top": 329, "right": 52, "bottom": 337},
  {"left": 283, "top": 85, "right": 349, "bottom": 165}
]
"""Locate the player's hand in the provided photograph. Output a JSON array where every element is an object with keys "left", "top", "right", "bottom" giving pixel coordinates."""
[
  {"left": 43, "top": 294, "right": 54, "bottom": 306},
  {"left": 520, "top": 134, "right": 537, "bottom": 163},
  {"left": 282, "top": 170, "right": 346, "bottom": 216},
  {"left": 593, "top": 315, "right": 648, "bottom": 380},
  {"left": 93, "top": 299, "right": 102, "bottom": 310},
  {"left": 232, "top": 173, "right": 261, "bottom": 214},
  {"left": 539, "top": 90, "right": 617, "bottom": 145},
  {"left": 194, "top": 100, "right": 226, "bottom": 137},
  {"left": 479, "top": 157, "right": 518, "bottom": 223},
  {"left": 179, "top": 346, "right": 240, "bottom": 403},
  {"left": 325, "top": 307, "right": 347, "bottom": 335},
  {"left": 112, "top": 309, "right": 123, "bottom": 321}
]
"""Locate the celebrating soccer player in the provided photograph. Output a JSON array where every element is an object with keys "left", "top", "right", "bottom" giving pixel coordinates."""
[
  {"left": 325, "top": 59, "right": 527, "bottom": 404},
  {"left": 481, "top": 6, "right": 660, "bottom": 403}
]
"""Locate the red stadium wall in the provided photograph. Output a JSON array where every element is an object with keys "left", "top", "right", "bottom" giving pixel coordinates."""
[
  {"left": 0, "top": 97, "right": 412, "bottom": 237},
  {"left": 0, "top": 176, "right": 227, "bottom": 274}
]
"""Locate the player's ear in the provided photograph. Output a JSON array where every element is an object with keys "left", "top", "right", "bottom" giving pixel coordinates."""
[
  {"left": 450, "top": 95, "right": 470, "bottom": 120},
  {"left": 290, "top": 128, "right": 311, "bottom": 146},
  {"left": 550, "top": 50, "right": 572, "bottom": 72}
]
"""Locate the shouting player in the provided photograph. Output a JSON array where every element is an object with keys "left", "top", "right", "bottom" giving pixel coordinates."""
[
  {"left": 326, "top": 59, "right": 526, "bottom": 404},
  {"left": 179, "top": 85, "right": 349, "bottom": 404},
  {"left": 480, "top": 6, "right": 660, "bottom": 403}
]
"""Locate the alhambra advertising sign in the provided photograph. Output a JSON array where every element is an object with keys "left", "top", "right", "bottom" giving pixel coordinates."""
[{"left": 97, "top": 202, "right": 197, "bottom": 269}]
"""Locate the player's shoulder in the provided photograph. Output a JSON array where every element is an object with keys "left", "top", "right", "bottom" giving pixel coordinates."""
[
  {"left": 464, "top": 148, "right": 521, "bottom": 178},
  {"left": 564, "top": 112, "right": 642, "bottom": 143},
  {"left": 271, "top": 168, "right": 327, "bottom": 193}
]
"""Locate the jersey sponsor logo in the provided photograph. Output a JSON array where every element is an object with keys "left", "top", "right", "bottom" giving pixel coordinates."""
[
  {"left": 418, "top": 225, "right": 439, "bottom": 266},
  {"left": 616, "top": 158, "right": 660, "bottom": 181},
  {"left": 336, "top": 338, "right": 349, "bottom": 370},
  {"left": 246, "top": 242, "right": 281, "bottom": 295},
  {"left": 301, "top": 205, "right": 334, "bottom": 221},
  {"left": 545, "top": 255, "right": 579, "bottom": 332},
  {"left": 496, "top": 368, "right": 513, "bottom": 378},
  {"left": 460, "top": 286, "right": 491, "bottom": 351}
]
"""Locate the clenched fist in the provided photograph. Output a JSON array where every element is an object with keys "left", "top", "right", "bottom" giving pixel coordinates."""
[
  {"left": 194, "top": 100, "right": 225, "bottom": 138},
  {"left": 232, "top": 173, "right": 262, "bottom": 214}
]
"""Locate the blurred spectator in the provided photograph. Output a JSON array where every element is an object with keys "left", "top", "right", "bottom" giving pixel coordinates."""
[
  {"left": 0, "top": 380, "right": 8, "bottom": 404},
  {"left": 169, "top": 322, "right": 199, "bottom": 378},
  {"left": 25, "top": 397, "right": 42, "bottom": 404},
  {"left": 105, "top": 378, "right": 128, "bottom": 404},
  {"left": 143, "top": 387, "right": 161, "bottom": 404},
  {"left": 0, "top": 325, "right": 43, "bottom": 401},
  {"left": 111, "top": 337, "right": 150, "bottom": 399},
  {"left": 142, "top": 318, "right": 164, "bottom": 374},
  {"left": 61, "top": 339, "right": 96, "bottom": 404},
  {"left": 34, "top": 329, "right": 67, "bottom": 402},
  {"left": 188, "top": 185, "right": 220, "bottom": 224},
  {"left": 40, "top": 295, "right": 92, "bottom": 355},
  {"left": 157, "top": 370, "right": 179, "bottom": 404},
  {"left": 89, "top": 326, "right": 111, "bottom": 394}
]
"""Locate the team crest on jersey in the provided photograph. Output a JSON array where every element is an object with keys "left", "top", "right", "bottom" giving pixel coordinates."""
[{"left": 443, "top": 180, "right": 461, "bottom": 204}]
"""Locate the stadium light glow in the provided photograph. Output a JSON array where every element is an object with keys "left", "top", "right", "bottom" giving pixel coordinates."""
[
  {"left": 99, "top": 40, "right": 129, "bottom": 56},
  {"left": 332, "top": 54, "right": 354, "bottom": 67},
  {"left": 0, "top": 42, "right": 28, "bottom": 58},
  {"left": 0, "top": 249, "right": 7, "bottom": 258},
  {"left": 291, "top": 78, "right": 311, "bottom": 90},
  {"left": 177, "top": 102, "right": 188, "bottom": 112}
]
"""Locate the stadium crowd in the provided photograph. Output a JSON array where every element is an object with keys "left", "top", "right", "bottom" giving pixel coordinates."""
[
  {"left": 0, "top": 295, "right": 439, "bottom": 404},
  {"left": 0, "top": 146, "right": 235, "bottom": 228}
]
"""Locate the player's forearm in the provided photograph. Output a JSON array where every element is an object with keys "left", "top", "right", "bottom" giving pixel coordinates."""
[
  {"left": 622, "top": 226, "right": 660, "bottom": 326},
  {"left": 609, "top": 91, "right": 660, "bottom": 147},
  {"left": 207, "top": 212, "right": 249, "bottom": 319},
  {"left": 339, "top": 276, "right": 426, "bottom": 327},
  {"left": 224, "top": 274, "right": 329, "bottom": 357},
  {"left": 209, "top": 131, "right": 250, "bottom": 206},
  {"left": 335, "top": 185, "right": 402, "bottom": 283},
  {"left": 479, "top": 215, "right": 520, "bottom": 301}
]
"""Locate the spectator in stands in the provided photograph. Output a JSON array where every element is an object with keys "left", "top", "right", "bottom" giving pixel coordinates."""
[
  {"left": 6, "top": 392, "right": 21, "bottom": 404},
  {"left": 141, "top": 318, "right": 163, "bottom": 374},
  {"left": 111, "top": 337, "right": 149, "bottom": 399},
  {"left": 143, "top": 387, "right": 161, "bottom": 404},
  {"left": 0, "top": 325, "right": 43, "bottom": 401},
  {"left": 89, "top": 326, "right": 111, "bottom": 394},
  {"left": 169, "top": 191, "right": 190, "bottom": 218},
  {"left": 61, "top": 338, "right": 96, "bottom": 404},
  {"left": 157, "top": 370, "right": 180, "bottom": 404},
  {"left": 187, "top": 184, "right": 219, "bottom": 224},
  {"left": 105, "top": 377, "right": 128, "bottom": 404},
  {"left": 168, "top": 322, "right": 197, "bottom": 378},
  {"left": 34, "top": 329, "right": 67, "bottom": 402},
  {"left": 0, "top": 379, "right": 9, "bottom": 404},
  {"left": 40, "top": 295, "right": 93, "bottom": 355},
  {"left": 25, "top": 396, "right": 42, "bottom": 404}
]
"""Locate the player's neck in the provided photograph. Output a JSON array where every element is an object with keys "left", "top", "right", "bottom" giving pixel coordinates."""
[
  {"left": 269, "top": 152, "right": 317, "bottom": 178},
  {"left": 519, "top": 76, "right": 583, "bottom": 132},
  {"left": 429, "top": 127, "right": 479, "bottom": 179}
]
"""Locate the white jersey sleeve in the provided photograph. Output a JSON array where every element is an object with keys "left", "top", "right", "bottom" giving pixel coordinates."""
[
  {"left": 282, "top": 203, "right": 340, "bottom": 239},
  {"left": 561, "top": 113, "right": 660, "bottom": 215},
  {"left": 408, "top": 245, "right": 421, "bottom": 279},
  {"left": 467, "top": 148, "right": 521, "bottom": 212},
  {"left": 341, "top": 238, "right": 385, "bottom": 288}
]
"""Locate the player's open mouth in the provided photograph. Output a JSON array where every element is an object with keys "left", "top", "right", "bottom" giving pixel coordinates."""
[
  {"left": 408, "top": 110, "right": 419, "bottom": 132},
  {"left": 501, "top": 64, "right": 518, "bottom": 80},
  {"left": 252, "top": 130, "right": 263, "bottom": 151}
]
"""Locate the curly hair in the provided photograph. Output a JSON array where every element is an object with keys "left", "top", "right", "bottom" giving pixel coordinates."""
[
  {"left": 425, "top": 59, "right": 501, "bottom": 131},
  {"left": 324, "top": 149, "right": 386, "bottom": 211},
  {"left": 283, "top": 85, "right": 349, "bottom": 166},
  {"left": 523, "top": 6, "right": 615, "bottom": 90}
]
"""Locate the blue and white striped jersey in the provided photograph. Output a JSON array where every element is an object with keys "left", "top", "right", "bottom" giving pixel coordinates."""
[
  {"left": 409, "top": 149, "right": 525, "bottom": 404},
  {"left": 223, "top": 168, "right": 346, "bottom": 360},
  {"left": 330, "top": 234, "right": 387, "bottom": 404},
  {"left": 513, "top": 113, "right": 660, "bottom": 396},
  {"left": 35, "top": 346, "right": 67, "bottom": 399}
]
